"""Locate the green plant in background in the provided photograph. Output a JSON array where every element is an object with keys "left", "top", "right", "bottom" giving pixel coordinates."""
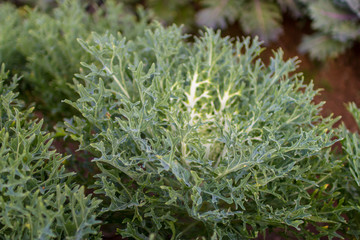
[
  {"left": 114, "top": 0, "right": 300, "bottom": 43},
  {"left": 195, "top": 0, "right": 360, "bottom": 60},
  {"left": 0, "top": 0, "right": 151, "bottom": 120},
  {"left": 15, "top": 0, "right": 95, "bottom": 117},
  {"left": 0, "top": 65, "right": 101, "bottom": 239},
  {"left": 299, "top": 0, "right": 360, "bottom": 60},
  {"left": 127, "top": 0, "right": 294, "bottom": 43},
  {"left": 63, "top": 22, "right": 360, "bottom": 238},
  {"left": 146, "top": 0, "right": 196, "bottom": 28},
  {"left": 196, "top": 0, "right": 287, "bottom": 43},
  {"left": 0, "top": 3, "right": 26, "bottom": 73},
  {"left": 127, "top": 0, "right": 360, "bottom": 60}
]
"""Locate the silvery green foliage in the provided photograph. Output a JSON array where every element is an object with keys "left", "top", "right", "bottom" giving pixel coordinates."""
[
  {"left": 0, "top": 65, "right": 101, "bottom": 239},
  {"left": 66, "top": 23, "right": 346, "bottom": 238},
  {"left": 0, "top": 3, "right": 25, "bottom": 73}
]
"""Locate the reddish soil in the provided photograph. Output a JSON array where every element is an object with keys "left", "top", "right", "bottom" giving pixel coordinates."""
[{"left": 313, "top": 47, "right": 360, "bottom": 132}]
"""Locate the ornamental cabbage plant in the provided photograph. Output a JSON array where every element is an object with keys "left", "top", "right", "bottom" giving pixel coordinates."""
[
  {"left": 0, "top": 65, "right": 101, "bottom": 239},
  {"left": 66, "top": 23, "right": 351, "bottom": 239}
]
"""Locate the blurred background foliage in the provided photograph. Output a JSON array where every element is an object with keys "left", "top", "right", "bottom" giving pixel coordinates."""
[{"left": 5, "top": 0, "right": 360, "bottom": 60}]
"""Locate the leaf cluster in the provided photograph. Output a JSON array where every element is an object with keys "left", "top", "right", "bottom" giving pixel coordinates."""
[
  {"left": 156, "top": 0, "right": 360, "bottom": 60},
  {"left": 0, "top": 65, "right": 101, "bottom": 239}
]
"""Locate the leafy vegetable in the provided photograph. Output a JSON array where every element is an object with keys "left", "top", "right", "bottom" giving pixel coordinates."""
[{"left": 65, "top": 23, "right": 353, "bottom": 238}]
